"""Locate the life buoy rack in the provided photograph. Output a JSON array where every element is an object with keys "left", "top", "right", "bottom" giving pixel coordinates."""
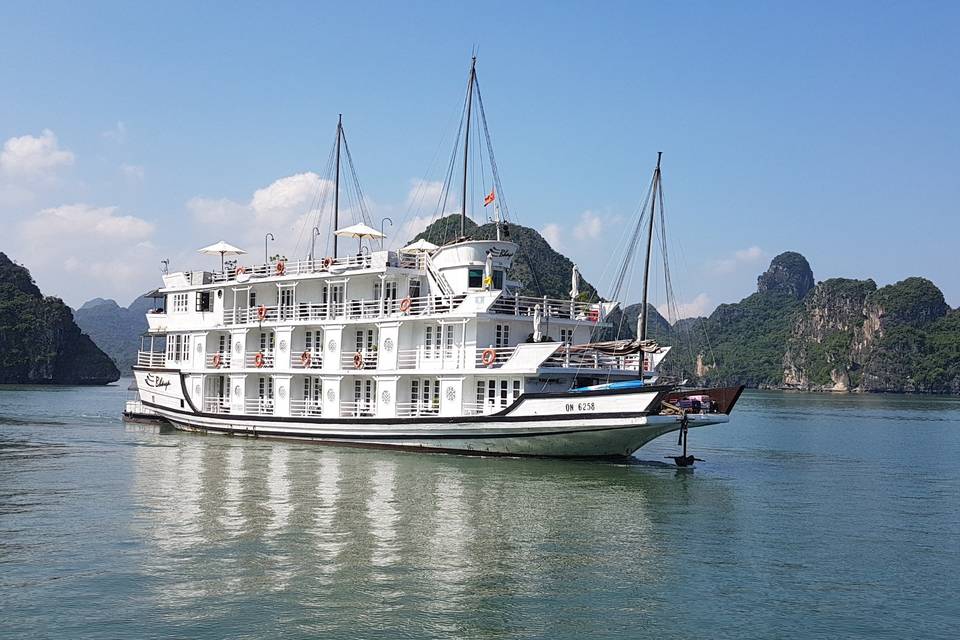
[
  {"left": 257, "top": 304, "right": 267, "bottom": 321},
  {"left": 353, "top": 352, "right": 364, "bottom": 369},
  {"left": 399, "top": 297, "right": 412, "bottom": 313},
  {"left": 255, "top": 352, "right": 266, "bottom": 368},
  {"left": 300, "top": 351, "right": 312, "bottom": 367},
  {"left": 275, "top": 261, "right": 286, "bottom": 276},
  {"left": 481, "top": 348, "right": 497, "bottom": 367},
  {"left": 322, "top": 256, "right": 334, "bottom": 268},
  {"left": 212, "top": 353, "right": 222, "bottom": 368}
]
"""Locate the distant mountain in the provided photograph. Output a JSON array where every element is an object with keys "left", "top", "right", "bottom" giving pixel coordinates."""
[
  {"left": 73, "top": 296, "right": 152, "bottom": 373},
  {"left": 0, "top": 253, "right": 119, "bottom": 385}
]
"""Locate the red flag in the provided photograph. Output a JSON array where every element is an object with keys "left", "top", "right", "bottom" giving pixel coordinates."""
[{"left": 483, "top": 188, "right": 495, "bottom": 207}]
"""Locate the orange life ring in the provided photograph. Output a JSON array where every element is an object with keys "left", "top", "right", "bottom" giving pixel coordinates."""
[
  {"left": 257, "top": 304, "right": 267, "bottom": 321},
  {"left": 255, "top": 352, "right": 265, "bottom": 368},
  {"left": 399, "top": 297, "right": 412, "bottom": 313},
  {"left": 276, "top": 261, "right": 286, "bottom": 275},
  {"left": 322, "top": 256, "right": 333, "bottom": 268},
  {"left": 353, "top": 352, "right": 363, "bottom": 369},
  {"left": 300, "top": 351, "right": 311, "bottom": 367},
  {"left": 481, "top": 348, "right": 497, "bottom": 367},
  {"left": 212, "top": 353, "right": 222, "bottom": 368}
]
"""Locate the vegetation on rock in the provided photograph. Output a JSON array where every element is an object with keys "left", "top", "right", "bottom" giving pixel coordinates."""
[{"left": 0, "top": 253, "right": 119, "bottom": 385}]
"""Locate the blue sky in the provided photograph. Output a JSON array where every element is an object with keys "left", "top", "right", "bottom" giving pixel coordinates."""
[{"left": 0, "top": 1, "right": 957, "bottom": 313}]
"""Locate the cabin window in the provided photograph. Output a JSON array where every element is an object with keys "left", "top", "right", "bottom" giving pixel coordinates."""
[
  {"left": 249, "top": 291, "right": 257, "bottom": 309},
  {"left": 495, "top": 324, "right": 510, "bottom": 348},
  {"left": 258, "top": 376, "right": 274, "bottom": 399},
  {"left": 259, "top": 331, "right": 275, "bottom": 352},
  {"left": 279, "top": 287, "right": 294, "bottom": 320},
  {"left": 195, "top": 291, "right": 212, "bottom": 313},
  {"left": 513, "top": 379, "right": 522, "bottom": 402},
  {"left": 468, "top": 268, "right": 484, "bottom": 288},
  {"left": 172, "top": 293, "right": 189, "bottom": 313},
  {"left": 409, "top": 279, "right": 421, "bottom": 299},
  {"left": 560, "top": 328, "right": 573, "bottom": 345},
  {"left": 493, "top": 270, "right": 504, "bottom": 290},
  {"left": 445, "top": 325, "right": 455, "bottom": 353},
  {"left": 476, "top": 380, "right": 485, "bottom": 409}
]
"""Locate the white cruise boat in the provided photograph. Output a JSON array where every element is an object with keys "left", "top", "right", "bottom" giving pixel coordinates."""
[{"left": 130, "top": 59, "right": 743, "bottom": 462}]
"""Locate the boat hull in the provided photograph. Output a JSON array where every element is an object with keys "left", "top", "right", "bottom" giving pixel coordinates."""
[{"left": 134, "top": 368, "right": 727, "bottom": 458}]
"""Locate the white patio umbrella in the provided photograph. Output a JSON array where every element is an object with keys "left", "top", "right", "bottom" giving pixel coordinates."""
[
  {"left": 483, "top": 251, "right": 494, "bottom": 290},
  {"left": 533, "top": 303, "right": 543, "bottom": 342},
  {"left": 334, "top": 223, "right": 386, "bottom": 254},
  {"left": 570, "top": 264, "right": 580, "bottom": 299},
  {"left": 399, "top": 238, "right": 439, "bottom": 254},
  {"left": 198, "top": 240, "right": 246, "bottom": 270}
]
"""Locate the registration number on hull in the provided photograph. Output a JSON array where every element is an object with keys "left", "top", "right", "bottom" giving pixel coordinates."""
[{"left": 565, "top": 402, "right": 596, "bottom": 412}]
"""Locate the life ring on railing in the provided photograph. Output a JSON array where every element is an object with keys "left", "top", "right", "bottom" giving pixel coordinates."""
[
  {"left": 257, "top": 304, "right": 267, "bottom": 321},
  {"left": 353, "top": 351, "right": 364, "bottom": 369},
  {"left": 255, "top": 352, "right": 265, "bottom": 368},
  {"left": 212, "top": 353, "right": 222, "bottom": 368},
  {"left": 322, "top": 256, "right": 333, "bottom": 268},
  {"left": 300, "top": 351, "right": 311, "bottom": 367},
  {"left": 235, "top": 266, "right": 246, "bottom": 275},
  {"left": 481, "top": 348, "right": 497, "bottom": 367},
  {"left": 399, "top": 296, "right": 412, "bottom": 313},
  {"left": 276, "top": 261, "right": 286, "bottom": 275}
]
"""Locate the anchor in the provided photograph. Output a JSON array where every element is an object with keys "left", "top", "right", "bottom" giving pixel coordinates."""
[{"left": 664, "top": 409, "right": 703, "bottom": 467}]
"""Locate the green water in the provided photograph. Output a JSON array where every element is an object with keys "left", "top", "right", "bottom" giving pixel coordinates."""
[{"left": 1, "top": 381, "right": 958, "bottom": 638}]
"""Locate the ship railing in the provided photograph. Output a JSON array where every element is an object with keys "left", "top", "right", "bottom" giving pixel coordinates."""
[
  {"left": 395, "top": 402, "right": 440, "bottom": 417},
  {"left": 211, "top": 253, "right": 388, "bottom": 284},
  {"left": 136, "top": 351, "right": 166, "bottom": 367},
  {"left": 244, "top": 351, "right": 276, "bottom": 368},
  {"left": 474, "top": 346, "right": 516, "bottom": 369},
  {"left": 223, "top": 294, "right": 467, "bottom": 325},
  {"left": 290, "top": 399, "right": 323, "bottom": 417},
  {"left": 461, "top": 401, "right": 486, "bottom": 416},
  {"left": 540, "top": 347, "right": 645, "bottom": 372},
  {"left": 397, "top": 347, "right": 464, "bottom": 370},
  {"left": 341, "top": 350, "right": 378, "bottom": 370},
  {"left": 205, "top": 353, "right": 232, "bottom": 369},
  {"left": 340, "top": 400, "right": 376, "bottom": 417},
  {"left": 290, "top": 351, "right": 324, "bottom": 369},
  {"left": 203, "top": 397, "right": 232, "bottom": 414},
  {"left": 244, "top": 398, "right": 274, "bottom": 415},
  {"left": 488, "top": 295, "right": 597, "bottom": 320}
]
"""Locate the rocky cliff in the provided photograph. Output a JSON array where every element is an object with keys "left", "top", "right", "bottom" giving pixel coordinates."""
[{"left": 0, "top": 253, "right": 120, "bottom": 385}]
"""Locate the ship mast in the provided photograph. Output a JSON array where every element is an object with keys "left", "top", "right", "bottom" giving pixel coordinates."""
[
  {"left": 460, "top": 56, "right": 477, "bottom": 239},
  {"left": 332, "top": 114, "right": 343, "bottom": 258},
  {"left": 638, "top": 152, "right": 662, "bottom": 343}
]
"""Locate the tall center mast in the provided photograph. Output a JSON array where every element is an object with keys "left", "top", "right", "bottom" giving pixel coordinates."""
[
  {"left": 638, "top": 151, "right": 662, "bottom": 343},
  {"left": 333, "top": 114, "right": 343, "bottom": 258},
  {"left": 460, "top": 56, "right": 477, "bottom": 239}
]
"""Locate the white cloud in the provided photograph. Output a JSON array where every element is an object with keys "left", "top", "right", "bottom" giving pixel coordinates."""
[
  {"left": 0, "top": 129, "right": 75, "bottom": 177},
  {"left": 712, "top": 245, "right": 766, "bottom": 274},
  {"left": 541, "top": 223, "right": 564, "bottom": 251},
  {"left": 16, "top": 203, "right": 158, "bottom": 306},
  {"left": 405, "top": 179, "right": 445, "bottom": 210},
  {"left": 120, "top": 163, "right": 144, "bottom": 181},
  {"left": 658, "top": 292, "right": 712, "bottom": 320},
  {"left": 573, "top": 210, "right": 603, "bottom": 239},
  {"left": 102, "top": 121, "right": 128, "bottom": 144}
]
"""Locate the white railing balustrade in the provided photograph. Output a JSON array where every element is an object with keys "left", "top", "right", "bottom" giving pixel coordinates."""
[
  {"left": 290, "top": 399, "right": 323, "bottom": 417},
  {"left": 245, "top": 352, "right": 275, "bottom": 368},
  {"left": 222, "top": 294, "right": 468, "bottom": 325},
  {"left": 291, "top": 351, "right": 324, "bottom": 369},
  {"left": 136, "top": 351, "right": 166, "bottom": 367},
  {"left": 244, "top": 398, "right": 274, "bottom": 415},
  {"left": 205, "top": 353, "right": 231, "bottom": 369},
  {"left": 474, "top": 346, "right": 516, "bottom": 369},
  {"left": 395, "top": 402, "right": 440, "bottom": 417},
  {"left": 341, "top": 350, "right": 378, "bottom": 370},
  {"left": 203, "top": 397, "right": 231, "bottom": 414},
  {"left": 396, "top": 347, "right": 465, "bottom": 370},
  {"left": 541, "top": 347, "right": 644, "bottom": 372},
  {"left": 488, "top": 295, "right": 597, "bottom": 320},
  {"left": 461, "top": 402, "right": 489, "bottom": 416},
  {"left": 211, "top": 253, "right": 388, "bottom": 284},
  {"left": 339, "top": 400, "right": 376, "bottom": 417}
]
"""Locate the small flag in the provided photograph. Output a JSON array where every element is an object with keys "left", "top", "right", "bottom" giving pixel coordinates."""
[{"left": 483, "top": 188, "right": 496, "bottom": 207}]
